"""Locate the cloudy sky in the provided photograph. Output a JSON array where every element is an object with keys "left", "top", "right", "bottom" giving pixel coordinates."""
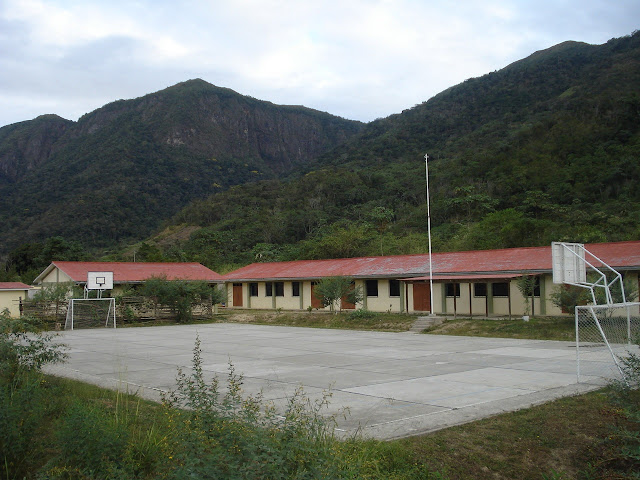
[{"left": 1, "top": 0, "right": 638, "bottom": 128}]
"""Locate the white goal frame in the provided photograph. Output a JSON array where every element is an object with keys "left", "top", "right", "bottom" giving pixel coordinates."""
[
  {"left": 65, "top": 297, "right": 116, "bottom": 330},
  {"left": 575, "top": 302, "right": 640, "bottom": 384},
  {"left": 552, "top": 242, "right": 637, "bottom": 384}
]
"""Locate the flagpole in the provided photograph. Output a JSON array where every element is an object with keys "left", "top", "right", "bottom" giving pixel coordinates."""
[{"left": 425, "top": 153, "right": 434, "bottom": 315}]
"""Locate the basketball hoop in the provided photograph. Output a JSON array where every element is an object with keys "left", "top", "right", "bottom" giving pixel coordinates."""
[{"left": 85, "top": 272, "right": 114, "bottom": 299}]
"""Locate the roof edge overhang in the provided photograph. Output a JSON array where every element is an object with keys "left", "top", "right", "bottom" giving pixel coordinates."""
[
  {"left": 223, "top": 270, "right": 553, "bottom": 283},
  {"left": 33, "top": 262, "right": 59, "bottom": 285},
  {"left": 401, "top": 273, "right": 526, "bottom": 282}
]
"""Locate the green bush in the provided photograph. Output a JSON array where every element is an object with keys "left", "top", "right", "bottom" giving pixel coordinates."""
[
  {"left": 347, "top": 308, "right": 379, "bottom": 320},
  {"left": 0, "top": 374, "right": 50, "bottom": 479},
  {"left": 56, "top": 401, "right": 131, "bottom": 477},
  {"left": 598, "top": 344, "right": 640, "bottom": 478},
  {"left": 0, "top": 310, "right": 67, "bottom": 480},
  {"left": 160, "top": 336, "right": 349, "bottom": 479}
]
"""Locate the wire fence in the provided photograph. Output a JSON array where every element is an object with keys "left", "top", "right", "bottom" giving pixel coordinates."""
[
  {"left": 576, "top": 302, "right": 640, "bottom": 384},
  {"left": 22, "top": 296, "right": 215, "bottom": 328}
]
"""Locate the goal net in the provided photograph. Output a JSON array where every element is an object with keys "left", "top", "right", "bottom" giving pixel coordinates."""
[
  {"left": 65, "top": 298, "right": 117, "bottom": 330},
  {"left": 576, "top": 302, "right": 640, "bottom": 384}
]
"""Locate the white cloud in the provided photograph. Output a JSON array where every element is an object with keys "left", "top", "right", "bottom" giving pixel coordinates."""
[{"left": 0, "top": 0, "right": 639, "bottom": 127}]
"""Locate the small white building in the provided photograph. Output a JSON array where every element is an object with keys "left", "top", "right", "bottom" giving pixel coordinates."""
[
  {"left": 33, "top": 261, "right": 223, "bottom": 295},
  {"left": 0, "top": 282, "right": 32, "bottom": 317}
]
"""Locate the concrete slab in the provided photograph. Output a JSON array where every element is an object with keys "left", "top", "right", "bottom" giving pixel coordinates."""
[{"left": 44, "top": 323, "right": 608, "bottom": 439}]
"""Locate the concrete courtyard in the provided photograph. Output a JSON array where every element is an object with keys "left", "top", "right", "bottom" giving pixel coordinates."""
[{"left": 44, "top": 323, "right": 611, "bottom": 439}]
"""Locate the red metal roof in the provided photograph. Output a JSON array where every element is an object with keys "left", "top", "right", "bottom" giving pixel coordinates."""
[
  {"left": 222, "top": 241, "right": 640, "bottom": 281},
  {"left": 0, "top": 282, "right": 32, "bottom": 290},
  {"left": 39, "top": 262, "right": 222, "bottom": 283},
  {"left": 404, "top": 274, "right": 523, "bottom": 282}
]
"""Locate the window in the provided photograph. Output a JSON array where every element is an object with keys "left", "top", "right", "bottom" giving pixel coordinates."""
[
  {"left": 492, "top": 282, "right": 509, "bottom": 297},
  {"left": 533, "top": 277, "right": 541, "bottom": 297},
  {"left": 445, "top": 283, "right": 460, "bottom": 297},
  {"left": 275, "top": 281, "right": 284, "bottom": 297},
  {"left": 249, "top": 282, "right": 258, "bottom": 297},
  {"left": 265, "top": 283, "right": 273, "bottom": 297},
  {"left": 365, "top": 279, "right": 378, "bottom": 297},
  {"left": 389, "top": 279, "right": 400, "bottom": 297},
  {"left": 292, "top": 281, "right": 300, "bottom": 297},
  {"left": 474, "top": 283, "right": 487, "bottom": 297}
]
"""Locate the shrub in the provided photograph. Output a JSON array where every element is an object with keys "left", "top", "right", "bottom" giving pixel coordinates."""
[
  {"left": 598, "top": 343, "right": 640, "bottom": 478},
  {"left": 0, "top": 310, "right": 67, "bottom": 479},
  {"left": 347, "top": 308, "right": 379, "bottom": 320},
  {"left": 160, "top": 335, "right": 351, "bottom": 479},
  {"left": 56, "top": 401, "right": 131, "bottom": 477}
]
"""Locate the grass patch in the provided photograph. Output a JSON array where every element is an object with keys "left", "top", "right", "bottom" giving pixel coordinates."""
[
  {"left": 221, "top": 309, "right": 417, "bottom": 332},
  {"left": 399, "top": 390, "right": 614, "bottom": 479},
  {"left": 424, "top": 316, "right": 576, "bottom": 341},
  {"left": 119, "top": 309, "right": 578, "bottom": 342}
]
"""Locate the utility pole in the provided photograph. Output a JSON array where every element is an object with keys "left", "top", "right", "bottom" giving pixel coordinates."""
[{"left": 425, "top": 153, "right": 434, "bottom": 315}]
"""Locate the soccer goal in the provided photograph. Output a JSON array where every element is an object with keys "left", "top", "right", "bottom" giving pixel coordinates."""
[
  {"left": 65, "top": 297, "right": 116, "bottom": 330},
  {"left": 552, "top": 242, "right": 639, "bottom": 384},
  {"left": 64, "top": 271, "right": 116, "bottom": 330},
  {"left": 576, "top": 302, "right": 640, "bottom": 384}
]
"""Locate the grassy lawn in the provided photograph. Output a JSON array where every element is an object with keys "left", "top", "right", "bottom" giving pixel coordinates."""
[
  {"left": 210, "top": 310, "right": 577, "bottom": 341},
  {"left": 218, "top": 309, "right": 418, "bottom": 332},
  {"left": 424, "top": 315, "right": 577, "bottom": 341},
  {"left": 398, "top": 390, "right": 615, "bottom": 479}
]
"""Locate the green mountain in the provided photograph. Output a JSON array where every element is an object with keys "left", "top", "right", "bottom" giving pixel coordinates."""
[
  {"left": 2, "top": 32, "right": 639, "bottom": 279},
  {"left": 134, "top": 33, "right": 640, "bottom": 271},
  {"left": 0, "top": 80, "right": 364, "bottom": 257}
]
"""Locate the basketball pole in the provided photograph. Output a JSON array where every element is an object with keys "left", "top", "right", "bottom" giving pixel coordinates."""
[{"left": 425, "top": 153, "right": 434, "bottom": 315}]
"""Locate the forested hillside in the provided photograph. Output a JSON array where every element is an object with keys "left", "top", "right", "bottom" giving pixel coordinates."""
[
  {"left": 122, "top": 33, "right": 640, "bottom": 273},
  {"left": 0, "top": 79, "right": 363, "bottom": 258},
  {"left": 2, "top": 32, "right": 639, "bottom": 281}
]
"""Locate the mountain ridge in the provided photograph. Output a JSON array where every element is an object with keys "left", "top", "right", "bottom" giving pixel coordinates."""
[
  {"left": 1, "top": 32, "right": 639, "bottom": 278},
  {"left": 0, "top": 79, "right": 364, "bottom": 256}
]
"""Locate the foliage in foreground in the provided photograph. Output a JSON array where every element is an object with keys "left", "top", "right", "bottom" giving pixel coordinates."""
[
  {"left": 0, "top": 311, "right": 67, "bottom": 480},
  {"left": 591, "top": 345, "right": 640, "bottom": 478},
  {"left": 39, "top": 336, "right": 443, "bottom": 479},
  {"left": 4, "top": 310, "right": 640, "bottom": 479}
]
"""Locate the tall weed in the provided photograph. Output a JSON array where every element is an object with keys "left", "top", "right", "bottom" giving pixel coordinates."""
[
  {"left": 597, "top": 344, "right": 640, "bottom": 478},
  {"left": 0, "top": 311, "right": 66, "bottom": 480},
  {"left": 160, "top": 335, "right": 349, "bottom": 479}
]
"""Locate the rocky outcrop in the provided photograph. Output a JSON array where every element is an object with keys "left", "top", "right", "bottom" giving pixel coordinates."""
[{"left": 0, "top": 115, "right": 72, "bottom": 183}]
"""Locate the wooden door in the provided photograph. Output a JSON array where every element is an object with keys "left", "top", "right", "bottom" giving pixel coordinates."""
[
  {"left": 341, "top": 296, "right": 356, "bottom": 310},
  {"left": 232, "top": 283, "right": 243, "bottom": 307},
  {"left": 413, "top": 282, "right": 431, "bottom": 312},
  {"left": 311, "top": 283, "right": 323, "bottom": 309}
]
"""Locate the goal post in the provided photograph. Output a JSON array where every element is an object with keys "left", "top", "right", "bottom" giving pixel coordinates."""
[
  {"left": 552, "top": 242, "right": 639, "bottom": 384},
  {"left": 575, "top": 302, "right": 640, "bottom": 384},
  {"left": 65, "top": 298, "right": 116, "bottom": 330}
]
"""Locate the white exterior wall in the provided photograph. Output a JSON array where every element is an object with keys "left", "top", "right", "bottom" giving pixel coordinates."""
[
  {"left": 41, "top": 268, "right": 73, "bottom": 284},
  {"left": 224, "top": 271, "right": 635, "bottom": 316},
  {"left": 229, "top": 281, "right": 315, "bottom": 310}
]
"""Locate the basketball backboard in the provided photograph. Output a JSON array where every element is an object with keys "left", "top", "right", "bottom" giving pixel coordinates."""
[
  {"left": 552, "top": 242, "right": 587, "bottom": 284},
  {"left": 87, "top": 271, "right": 114, "bottom": 290}
]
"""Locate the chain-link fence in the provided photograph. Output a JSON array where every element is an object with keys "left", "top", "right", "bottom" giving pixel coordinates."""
[{"left": 576, "top": 302, "right": 640, "bottom": 384}]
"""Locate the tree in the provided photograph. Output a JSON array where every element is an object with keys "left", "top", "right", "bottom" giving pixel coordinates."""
[
  {"left": 140, "top": 276, "right": 219, "bottom": 323},
  {"left": 516, "top": 274, "right": 537, "bottom": 316},
  {"left": 312, "top": 277, "right": 363, "bottom": 313},
  {"left": 367, "top": 206, "right": 394, "bottom": 256},
  {"left": 550, "top": 285, "right": 590, "bottom": 315},
  {"left": 30, "top": 282, "right": 74, "bottom": 322}
]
